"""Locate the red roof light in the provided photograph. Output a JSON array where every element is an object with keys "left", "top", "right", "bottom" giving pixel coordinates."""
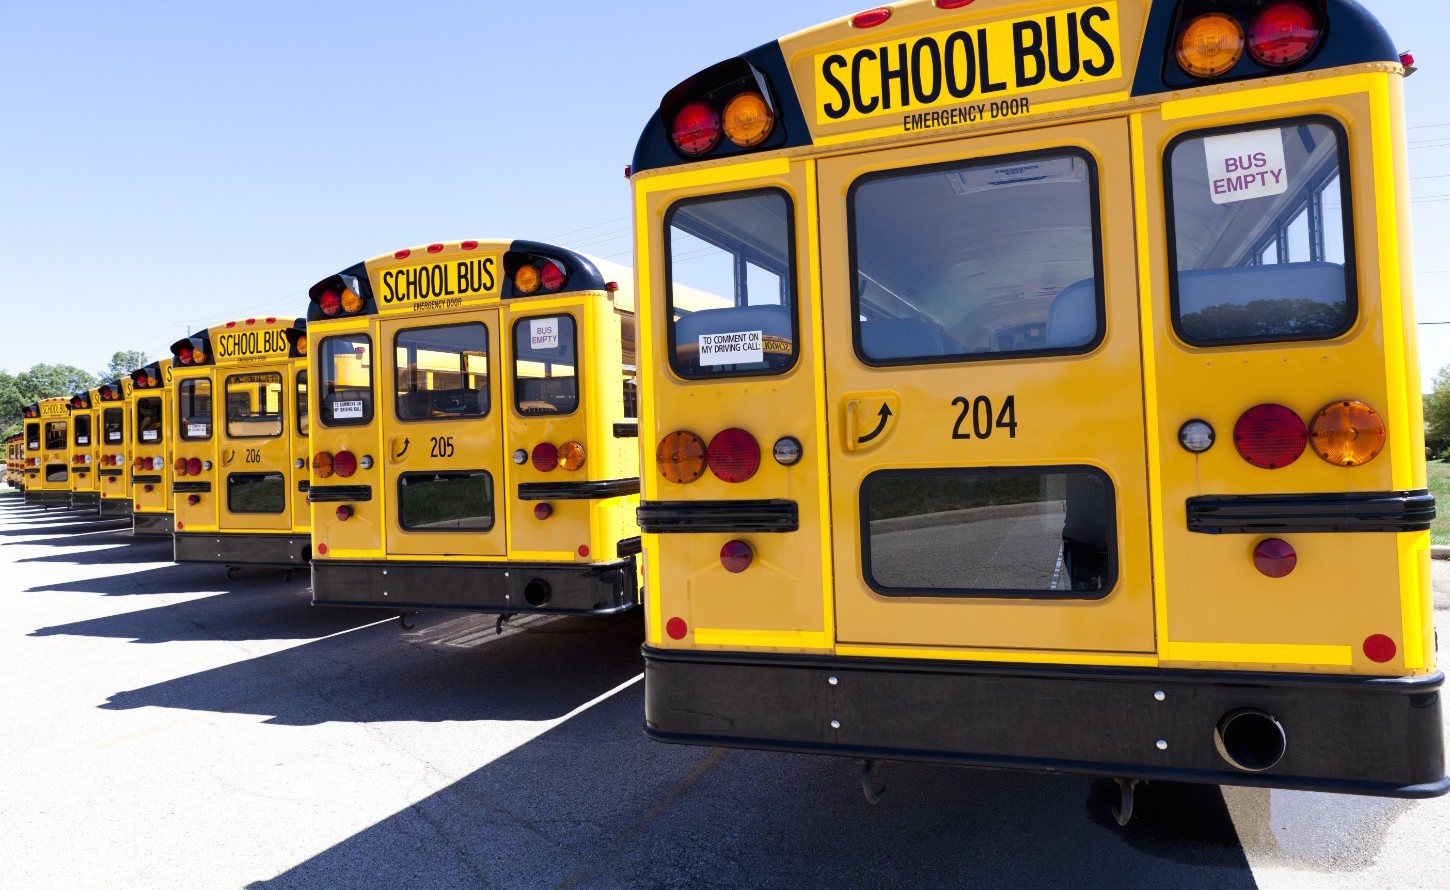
[{"left": 851, "top": 7, "right": 892, "bottom": 28}]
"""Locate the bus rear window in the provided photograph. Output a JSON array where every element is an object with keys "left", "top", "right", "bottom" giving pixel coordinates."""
[
  {"left": 514, "top": 315, "right": 578, "bottom": 416},
  {"left": 73, "top": 414, "right": 92, "bottom": 447},
  {"left": 394, "top": 324, "right": 489, "bottom": 421},
  {"left": 297, "top": 371, "right": 309, "bottom": 437},
  {"left": 136, "top": 398, "right": 162, "bottom": 445},
  {"left": 851, "top": 150, "right": 1102, "bottom": 364},
  {"left": 225, "top": 372, "right": 283, "bottom": 438},
  {"left": 666, "top": 189, "right": 797, "bottom": 379},
  {"left": 26, "top": 423, "right": 39, "bottom": 450},
  {"left": 45, "top": 421, "right": 67, "bottom": 450},
  {"left": 398, "top": 471, "right": 494, "bottom": 531},
  {"left": 103, "top": 409, "right": 123, "bottom": 444},
  {"left": 861, "top": 467, "right": 1116, "bottom": 598},
  {"left": 179, "top": 379, "right": 212, "bottom": 441},
  {"left": 227, "top": 472, "right": 285, "bottom": 514},
  {"left": 319, "top": 335, "right": 373, "bottom": 426},
  {"left": 1167, "top": 119, "right": 1354, "bottom": 345}
]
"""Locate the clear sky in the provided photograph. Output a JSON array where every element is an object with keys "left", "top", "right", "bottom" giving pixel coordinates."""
[{"left": 1, "top": 0, "right": 1446, "bottom": 386}]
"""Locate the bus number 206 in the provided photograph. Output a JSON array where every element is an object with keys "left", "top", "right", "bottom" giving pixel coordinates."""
[{"left": 951, "top": 395, "right": 1017, "bottom": 440}]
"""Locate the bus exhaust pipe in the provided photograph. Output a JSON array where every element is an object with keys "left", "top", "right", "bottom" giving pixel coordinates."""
[
  {"left": 523, "top": 578, "right": 552, "bottom": 608},
  {"left": 1215, "top": 709, "right": 1286, "bottom": 773}
]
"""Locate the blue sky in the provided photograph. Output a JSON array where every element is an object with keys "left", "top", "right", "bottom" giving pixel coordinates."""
[{"left": 1, "top": 0, "right": 1446, "bottom": 386}]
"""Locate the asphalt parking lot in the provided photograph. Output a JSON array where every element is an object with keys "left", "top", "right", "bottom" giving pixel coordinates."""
[{"left": 2, "top": 487, "right": 1447, "bottom": 889}]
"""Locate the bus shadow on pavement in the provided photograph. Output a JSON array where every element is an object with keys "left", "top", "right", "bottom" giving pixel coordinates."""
[
  {"left": 98, "top": 612, "right": 646, "bottom": 727},
  {"left": 17, "top": 532, "right": 172, "bottom": 563},
  {"left": 249, "top": 681, "right": 1256, "bottom": 890},
  {"left": 25, "top": 561, "right": 294, "bottom": 597},
  {"left": 0, "top": 517, "right": 131, "bottom": 538}
]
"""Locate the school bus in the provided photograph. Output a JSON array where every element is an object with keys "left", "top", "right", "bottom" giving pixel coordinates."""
[
  {"left": 97, "top": 378, "right": 134, "bottom": 518},
  {"left": 630, "top": 0, "right": 1444, "bottom": 811},
  {"left": 67, "top": 388, "right": 102, "bottom": 513},
  {"left": 22, "top": 398, "right": 73, "bottom": 508},
  {"left": 5, "top": 433, "right": 22, "bottom": 489},
  {"left": 130, "top": 359, "right": 175, "bottom": 536},
  {"left": 169, "top": 318, "right": 312, "bottom": 572},
  {"left": 305, "top": 240, "right": 640, "bottom": 617}
]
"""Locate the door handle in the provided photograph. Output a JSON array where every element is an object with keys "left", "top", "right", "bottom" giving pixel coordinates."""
[{"left": 842, "top": 392, "right": 899, "bottom": 452}]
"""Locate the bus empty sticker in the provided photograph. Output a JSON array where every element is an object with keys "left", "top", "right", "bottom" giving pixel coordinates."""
[
  {"left": 332, "top": 400, "right": 364, "bottom": 419},
  {"left": 530, "top": 318, "right": 561, "bottom": 351},
  {"left": 1205, "top": 129, "right": 1287, "bottom": 204},
  {"left": 699, "top": 331, "right": 763, "bottom": 366}
]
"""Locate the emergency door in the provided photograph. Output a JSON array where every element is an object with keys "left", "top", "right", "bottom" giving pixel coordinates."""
[
  {"left": 819, "top": 119, "right": 1156, "bottom": 654},
  {"left": 381, "top": 314, "right": 507, "bottom": 557},
  {"left": 219, "top": 366, "right": 293, "bottom": 531}
]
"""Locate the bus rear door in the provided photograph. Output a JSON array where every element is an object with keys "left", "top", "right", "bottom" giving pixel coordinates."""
[{"left": 818, "top": 120, "right": 1157, "bottom": 658}]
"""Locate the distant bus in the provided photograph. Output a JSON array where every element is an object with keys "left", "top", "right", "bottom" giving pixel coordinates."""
[
  {"left": 629, "top": 0, "right": 1444, "bottom": 809},
  {"left": 169, "top": 318, "right": 312, "bottom": 573},
  {"left": 22, "top": 397, "right": 72, "bottom": 508},
  {"left": 67, "top": 388, "right": 101, "bottom": 513},
  {"left": 305, "top": 239, "right": 640, "bottom": 618},
  {"left": 96, "top": 377, "right": 134, "bottom": 518},
  {"left": 5, "top": 433, "right": 22, "bottom": 489},
  {"left": 129, "top": 360, "right": 175, "bottom": 536}
]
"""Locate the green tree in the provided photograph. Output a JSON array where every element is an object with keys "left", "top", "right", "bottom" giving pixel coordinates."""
[
  {"left": 1426, "top": 364, "right": 1450, "bottom": 459},
  {"left": 100, "top": 350, "right": 150, "bottom": 382},
  {"left": 0, "top": 364, "right": 99, "bottom": 437}
]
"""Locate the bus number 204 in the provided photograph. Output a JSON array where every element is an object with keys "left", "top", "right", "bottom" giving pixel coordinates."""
[{"left": 951, "top": 395, "right": 1017, "bottom": 440}]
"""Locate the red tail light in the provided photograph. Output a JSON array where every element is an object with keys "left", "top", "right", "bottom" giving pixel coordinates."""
[
  {"left": 1233, "top": 404, "right": 1307, "bottom": 469},
  {"left": 534, "top": 503, "right": 553, "bottom": 521},
  {"left": 335, "top": 505, "right": 354, "bottom": 521},
  {"left": 187, "top": 457, "right": 202, "bottom": 477},
  {"left": 720, "top": 540, "right": 753, "bottom": 573},
  {"left": 332, "top": 450, "right": 358, "bottom": 478},
  {"left": 174, "top": 458, "right": 189, "bottom": 476},
  {"left": 319, "top": 291, "right": 342, "bottom": 317},
  {"left": 1248, "top": 2, "right": 1321, "bottom": 67},
  {"left": 707, "top": 428, "right": 761, "bottom": 483},
  {"left": 532, "top": 442, "right": 559, "bottom": 472},
  {"left": 540, "top": 261, "right": 566, "bottom": 291},
  {"left": 672, "top": 102, "right": 722, "bottom": 157}
]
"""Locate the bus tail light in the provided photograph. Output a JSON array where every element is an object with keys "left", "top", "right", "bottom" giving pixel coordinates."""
[
  {"left": 707, "top": 428, "right": 760, "bottom": 483},
  {"left": 532, "top": 443, "right": 559, "bottom": 472},
  {"left": 187, "top": 495, "right": 201, "bottom": 506},
  {"left": 720, "top": 540, "right": 753, "bottom": 573},
  {"left": 341, "top": 288, "right": 364, "bottom": 313},
  {"left": 559, "top": 441, "right": 585, "bottom": 471},
  {"left": 187, "top": 457, "right": 202, "bottom": 477},
  {"left": 534, "top": 503, "right": 553, "bottom": 521},
  {"left": 540, "top": 262, "right": 567, "bottom": 292},
  {"left": 657, "top": 431, "right": 708, "bottom": 484},
  {"left": 672, "top": 101, "right": 722, "bottom": 156},
  {"left": 319, "top": 291, "right": 342, "bottom": 316},
  {"left": 174, "top": 458, "right": 189, "bottom": 477},
  {"left": 1248, "top": 2, "right": 1321, "bottom": 68},
  {"left": 1176, "top": 13, "right": 1245, "bottom": 78},
  {"left": 723, "top": 92, "right": 774, "bottom": 147},
  {"left": 1309, "top": 401, "right": 1385, "bottom": 467},
  {"left": 332, "top": 451, "right": 358, "bottom": 478},
  {"left": 1252, "top": 539, "right": 1297, "bottom": 578},
  {"left": 515, "top": 265, "right": 541, "bottom": 295},
  {"left": 313, "top": 451, "right": 334, "bottom": 479},
  {"left": 1233, "top": 404, "right": 1306, "bottom": 469},
  {"left": 178, "top": 346, "right": 193, "bottom": 365},
  {"left": 335, "top": 505, "right": 353, "bottom": 521}
]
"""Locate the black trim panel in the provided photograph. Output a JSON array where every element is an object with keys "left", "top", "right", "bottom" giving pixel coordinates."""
[
  {"left": 175, "top": 531, "right": 311, "bottom": 567},
  {"left": 132, "top": 512, "right": 174, "bottom": 537},
  {"left": 644, "top": 647, "right": 1448, "bottom": 798},
  {"left": 99, "top": 469, "right": 125, "bottom": 478},
  {"left": 1188, "top": 490, "right": 1435, "bottom": 534},
  {"left": 308, "top": 485, "right": 373, "bottom": 503},
  {"left": 173, "top": 481, "right": 212, "bottom": 494},
  {"left": 298, "top": 480, "right": 310, "bottom": 493},
  {"left": 311, "top": 557, "right": 638, "bottom": 615},
  {"left": 617, "top": 536, "right": 642, "bottom": 558},
  {"left": 613, "top": 421, "right": 639, "bottom": 439},
  {"left": 638, "top": 499, "right": 798, "bottom": 533},
  {"left": 99, "top": 498, "right": 133, "bottom": 518},
  {"left": 24, "top": 489, "right": 72, "bottom": 506},
  {"left": 132, "top": 475, "right": 163, "bottom": 484},
  {"left": 518, "top": 478, "right": 640, "bottom": 501}
]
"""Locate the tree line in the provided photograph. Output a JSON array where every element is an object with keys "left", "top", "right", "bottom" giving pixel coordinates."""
[{"left": 0, "top": 351, "right": 149, "bottom": 438}]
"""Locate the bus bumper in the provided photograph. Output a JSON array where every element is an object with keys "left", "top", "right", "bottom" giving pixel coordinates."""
[
  {"left": 132, "top": 512, "right": 174, "bottom": 537},
  {"left": 641, "top": 648, "right": 1449, "bottom": 798},
  {"left": 99, "top": 498, "right": 133, "bottom": 519},
  {"left": 25, "top": 489, "right": 72, "bottom": 508},
  {"left": 174, "top": 532, "right": 311, "bottom": 567},
  {"left": 70, "top": 491, "right": 100, "bottom": 512},
  {"left": 311, "top": 557, "right": 638, "bottom": 615}
]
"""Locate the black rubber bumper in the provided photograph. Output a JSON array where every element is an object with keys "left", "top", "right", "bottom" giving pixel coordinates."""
[
  {"left": 99, "top": 498, "right": 133, "bottom": 518},
  {"left": 132, "top": 512, "right": 174, "bottom": 537},
  {"left": 312, "top": 557, "right": 638, "bottom": 615},
  {"left": 642, "top": 647, "right": 1449, "bottom": 798},
  {"left": 70, "top": 491, "right": 100, "bottom": 512},
  {"left": 25, "top": 489, "right": 73, "bottom": 507},
  {"left": 174, "top": 531, "right": 311, "bottom": 567}
]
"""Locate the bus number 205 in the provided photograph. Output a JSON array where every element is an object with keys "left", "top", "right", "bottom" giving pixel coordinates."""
[{"left": 951, "top": 395, "right": 1017, "bottom": 440}]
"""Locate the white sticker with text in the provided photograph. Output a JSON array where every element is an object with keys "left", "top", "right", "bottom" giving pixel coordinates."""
[
  {"left": 332, "top": 400, "right": 364, "bottom": 420},
  {"left": 1205, "top": 129, "right": 1288, "bottom": 205},
  {"left": 77, "top": 437, "right": 88, "bottom": 445},
  {"left": 529, "top": 318, "right": 560, "bottom": 351},
  {"left": 142, "top": 430, "right": 159, "bottom": 441},
  {"left": 699, "top": 330, "right": 763, "bottom": 366},
  {"left": 188, "top": 424, "right": 208, "bottom": 438}
]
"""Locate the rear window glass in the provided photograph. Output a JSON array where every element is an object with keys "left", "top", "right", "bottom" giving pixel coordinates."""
[
  {"left": 319, "top": 335, "right": 373, "bottom": 427},
  {"left": 103, "top": 408, "right": 124, "bottom": 444},
  {"left": 513, "top": 315, "right": 578, "bottom": 416},
  {"left": 1167, "top": 119, "right": 1354, "bottom": 345},
  {"left": 73, "top": 414, "right": 92, "bottom": 447},
  {"left": 44, "top": 421, "right": 67, "bottom": 451},
  {"left": 46, "top": 464, "right": 68, "bottom": 483},
  {"left": 394, "top": 323, "right": 489, "bottom": 421},
  {"left": 227, "top": 472, "right": 285, "bottom": 514},
  {"left": 26, "top": 423, "right": 39, "bottom": 450},
  {"left": 852, "top": 150, "right": 1102, "bottom": 364},
  {"left": 861, "top": 468, "right": 1116, "bottom": 598},
  {"left": 179, "top": 379, "right": 212, "bottom": 441},
  {"left": 225, "top": 372, "right": 284, "bottom": 439},
  {"left": 398, "top": 471, "right": 494, "bottom": 531},
  {"left": 666, "top": 189, "right": 797, "bottom": 379},
  {"left": 296, "top": 371, "right": 309, "bottom": 437},
  {"left": 136, "top": 397, "right": 163, "bottom": 445}
]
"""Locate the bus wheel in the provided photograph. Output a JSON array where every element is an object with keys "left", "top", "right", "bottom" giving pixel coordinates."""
[
  {"left": 1112, "top": 778, "right": 1139, "bottom": 826},
  {"left": 398, "top": 611, "right": 417, "bottom": 630},
  {"left": 861, "top": 760, "right": 886, "bottom": 805}
]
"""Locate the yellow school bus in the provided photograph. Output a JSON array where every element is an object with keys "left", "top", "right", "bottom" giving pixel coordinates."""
[
  {"left": 5, "top": 433, "right": 22, "bottom": 489},
  {"left": 23, "top": 398, "right": 72, "bottom": 509},
  {"left": 97, "top": 377, "right": 134, "bottom": 518},
  {"left": 169, "top": 318, "right": 312, "bottom": 573},
  {"left": 67, "top": 389, "right": 102, "bottom": 513},
  {"left": 129, "top": 359, "right": 175, "bottom": 536},
  {"left": 630, "top": 0, "right": 1444, "bottom": 810},
  {"left": 305, "top": 239, "right": 640, "bottom": 617}
]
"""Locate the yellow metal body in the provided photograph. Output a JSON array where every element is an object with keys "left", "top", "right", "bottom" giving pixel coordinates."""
[
  {"left": 5, "top": 435, "right": 22, "bottom": 488},
  {"left": 68, "top": 390, "right": 102, "bottom": 505},
  {"left": 98, "top": 378, "right": 133, "bottom": 514},
  {"left": 25, "top": 398, "right": 73, "bottom": 505},
  {"left": 130, "top": 360, "right": 174, "bottom": 532}
]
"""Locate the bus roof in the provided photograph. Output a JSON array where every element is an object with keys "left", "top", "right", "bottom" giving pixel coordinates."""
[
  {"left": 169, "top": 317, "right": 306, "bottom": 369},
  {"left": 631, "top": 0, "right": 1398, "bottom": 175}
]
